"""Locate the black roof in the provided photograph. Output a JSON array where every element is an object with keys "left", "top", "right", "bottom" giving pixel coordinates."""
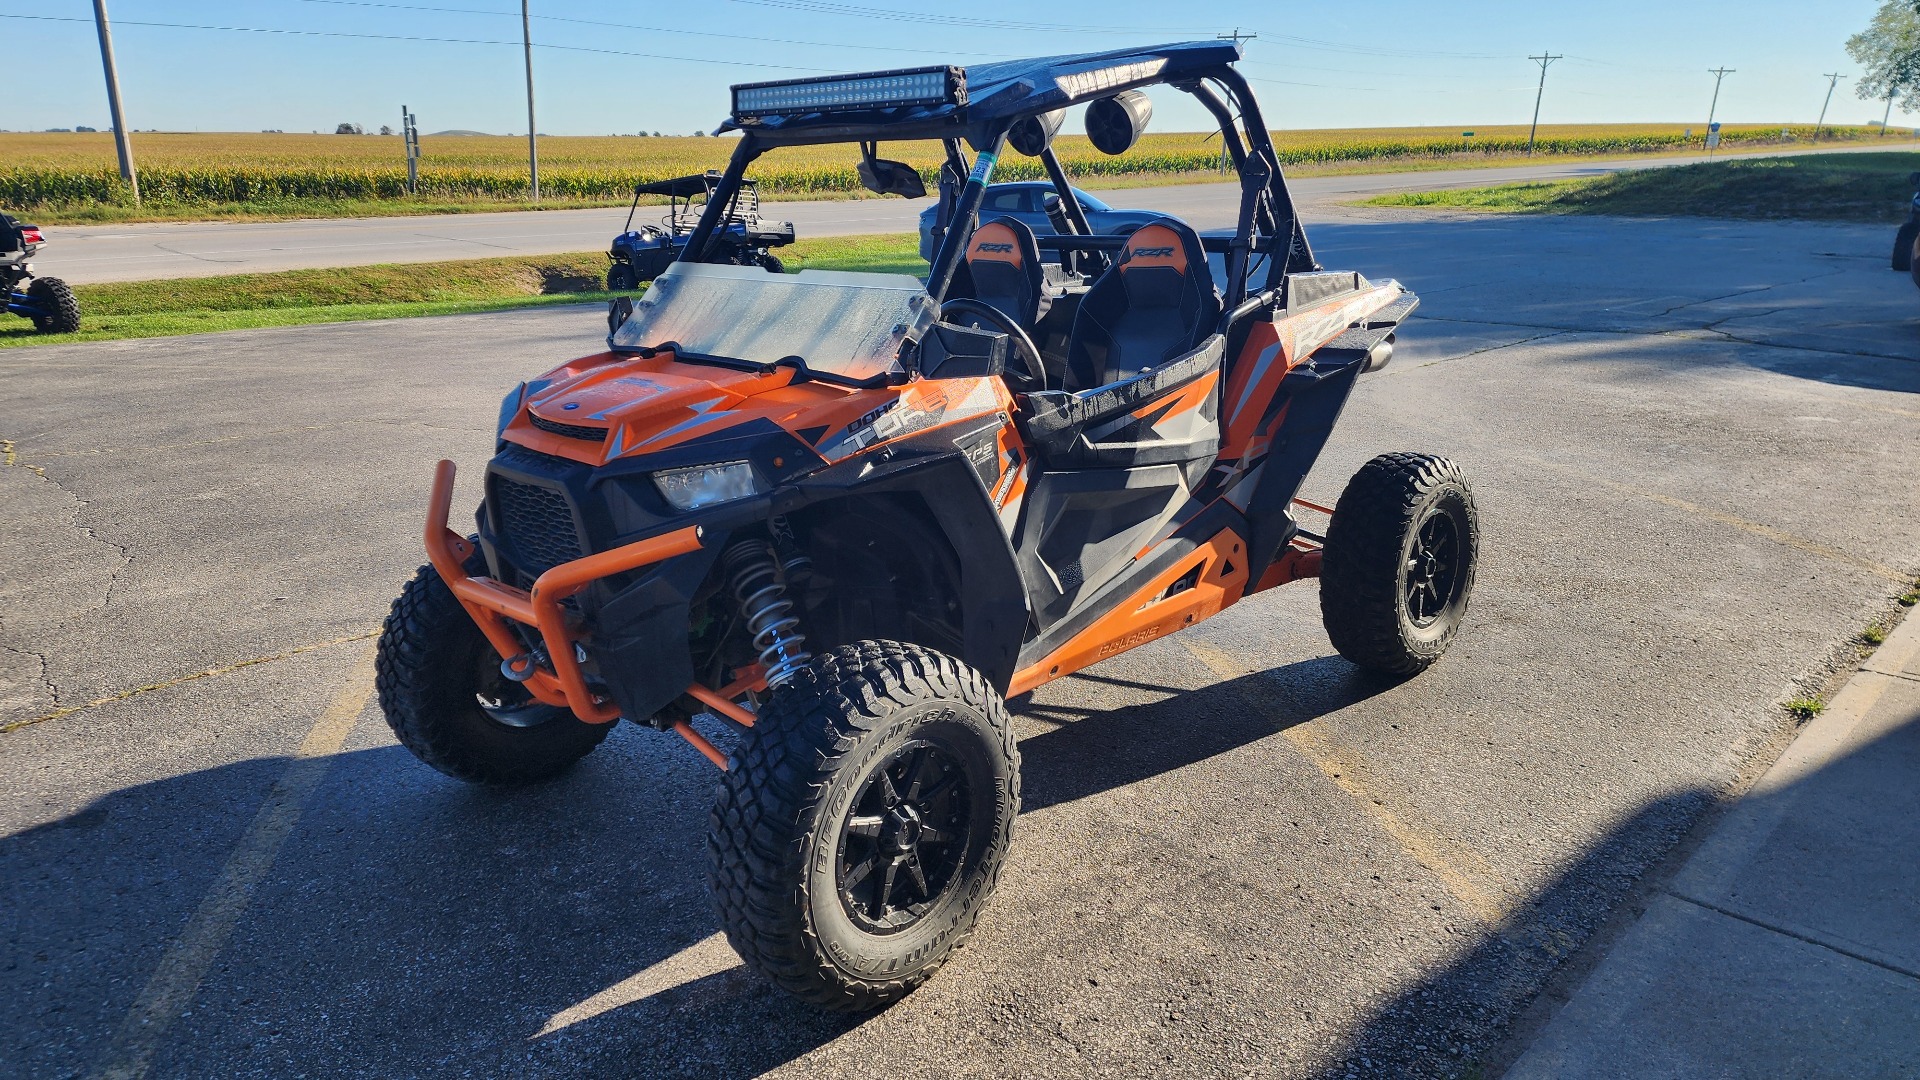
[
  {"left": 719, "top": 40, "right": 1242, "bottom": 146},
  {"left": 632, "top": 171, "right": 736, "bottom": 198}
]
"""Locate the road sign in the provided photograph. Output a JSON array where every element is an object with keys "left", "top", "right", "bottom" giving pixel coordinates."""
[{"left": 1708, "top": 121, "right": 1721, "bottom": 133}]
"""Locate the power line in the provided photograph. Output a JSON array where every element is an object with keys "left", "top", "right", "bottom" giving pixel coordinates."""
[
  {"left": 1526, "top": 51, "right": 1562, "bottom": 155},
  {"left": 0, "top": 12, "right": 835, "bottom": 71},
  {"left": 276, "top": 0, "right": 1019, "bottom": 58}
]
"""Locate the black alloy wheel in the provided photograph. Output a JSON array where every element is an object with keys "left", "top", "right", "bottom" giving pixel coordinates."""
[
  {"left": 837, "top": 741, "right": 974, "bottom": 934},
  {"left": 1404, "top": 509, "right": 1464, "bottom": 628}
]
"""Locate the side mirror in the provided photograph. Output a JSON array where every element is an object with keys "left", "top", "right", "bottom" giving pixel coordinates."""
[
  {"left": 1008, "top": 109, "right": 1066, "bottom": 156},
  {"left": 1085, "top": 90, "right": 1153, "bottom": 155},
  {"left": 858, "top": 156, "right": 928, "bottom": 198},
  {"left": 607, "top": 295, "right": 633, "bottom": 336}
]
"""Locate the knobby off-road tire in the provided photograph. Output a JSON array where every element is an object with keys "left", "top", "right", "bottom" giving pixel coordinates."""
[
  {"left": 27, "top": 277, "right": 80, "bottom": 334},
  {"left": 1907, "top": 233, "right": 1920, "bottom": 290},
  {"left": 376, "top": 553, "right": 610, "bottom": 784},
  {"left": 1893, "top": 222, "right": 1918, "bottom": 272},
  {"left": 758, "top": 254, "right": 786, "bottom": 275},
  {"left": 605, "top": 262, "right": 638, "bottom": 292},
  {"left": 1320, "top": 452, "right": 1479, "bottom": 678},
  {"left": 709, "top": 641, "right": 1020, "bottom": 1011}
]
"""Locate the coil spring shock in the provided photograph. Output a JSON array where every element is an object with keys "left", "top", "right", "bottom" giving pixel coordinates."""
[{"left": 722, "top": 539, "right": 812, "bottom": 688}]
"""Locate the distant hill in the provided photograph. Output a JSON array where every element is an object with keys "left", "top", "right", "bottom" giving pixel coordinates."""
[{"left": 428, "top": 129, "right": 494, "bottom": 137}]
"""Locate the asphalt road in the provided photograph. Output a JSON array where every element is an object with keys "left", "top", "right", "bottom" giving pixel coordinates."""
[
  {"left": 4, "top": 208, "right": 1919, "bottom": 1079},
  {"left": 31, "top": 142, "right": 1913, "bottom": 284}
]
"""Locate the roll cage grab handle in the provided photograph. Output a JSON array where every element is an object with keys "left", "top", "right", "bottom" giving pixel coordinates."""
[{"left": 677, "top": 63, "right": 1317, "bottom": 310}]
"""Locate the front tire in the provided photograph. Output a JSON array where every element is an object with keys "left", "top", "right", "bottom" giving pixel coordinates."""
[
  {"left": 1895, "top": 222, "right": 1918, "bottom": 271},
  {"left": 27, "top": 277, "right": 80, "bottom": 334},
  {"left": 606, "top": 262, "right": 637, "bottom": 291},
  {"left": 709, "top": 641, "right": 1020, "bottom": 1011},
  {"left": 1320, "top": 453, "right": 1479, "bottom": 677},
  {"left": 376, "top": 557, "right": 611, "bottom": 784}
]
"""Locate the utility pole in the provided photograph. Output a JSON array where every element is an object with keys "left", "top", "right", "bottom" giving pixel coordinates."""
[
  {"left": 91, "top": 0, "right": 140, "bottom": 205},
  {"left": 1705, "top": 67, "right": 1734, "bottom": 157},
  {"left": 1881, "top": 88, "right": 1896, "bottom": 137},
  {"left": 1526, "top": 52, "right": 1563, "bottom": 155},
  {"left": 521, "top": 0, "right": 539, "bottom": 201},
  {"left": 1814, "top": 72, "right": 1845, "bottom": 141}
]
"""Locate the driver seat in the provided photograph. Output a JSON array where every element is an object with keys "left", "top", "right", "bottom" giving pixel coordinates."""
[
  {"left": 1063, "top": 220, "right": 1218, "bottom": 392},
  {"left": 960, "top": 216, "right": 1049, "bottom": 329}
]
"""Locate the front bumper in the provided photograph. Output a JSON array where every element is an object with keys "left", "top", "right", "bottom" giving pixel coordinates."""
[{"left": 423, "top": 460, "right": 757, "bottom": 767}]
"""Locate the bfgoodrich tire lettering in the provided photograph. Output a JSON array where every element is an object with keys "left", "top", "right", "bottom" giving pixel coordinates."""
[
  {"left": 1319, "top": 452, "right": 1479, "bottom": 677},
  {"left": 709, "top": 641, "right": 1020, "bottom": 1011}
]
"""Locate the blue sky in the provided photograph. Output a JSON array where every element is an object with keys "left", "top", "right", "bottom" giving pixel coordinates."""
[{"left": 4, "top": 1, "right": 1897, "bottom": 136}]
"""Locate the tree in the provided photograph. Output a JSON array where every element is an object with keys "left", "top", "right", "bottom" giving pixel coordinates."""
[
  {"left": 379, "top": 124, "right": 394, "bottom": 136},
  {"left": 1848, "top": 1, "right": 1920, "bottom": 110},
  {"left": 335, "top": 122, "right": 364, "bottom": 135}
]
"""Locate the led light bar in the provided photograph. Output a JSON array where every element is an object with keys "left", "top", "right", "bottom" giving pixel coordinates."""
[{"left": 731, "top": 66, "right": 965, "bottom": 120}]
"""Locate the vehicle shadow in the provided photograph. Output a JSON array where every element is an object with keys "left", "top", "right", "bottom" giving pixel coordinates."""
[{"left": 2, "top": 658, "right": 1385, "bottom": 1078}]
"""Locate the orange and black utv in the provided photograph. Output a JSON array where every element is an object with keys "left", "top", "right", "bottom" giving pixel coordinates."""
[{"left": 379, "top": 41, "right": 1480, "bottom": 1010}]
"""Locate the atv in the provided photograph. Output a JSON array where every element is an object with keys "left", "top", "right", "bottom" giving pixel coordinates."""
[
  {"left": 2, "top": 213, "right": 81, "bottom": 334},
  {"left": 606, "top": 171, "right": 795, "bottom": 290},
  {"left": 380, "top": 41, "right": 1480, "bottom": 1011}
]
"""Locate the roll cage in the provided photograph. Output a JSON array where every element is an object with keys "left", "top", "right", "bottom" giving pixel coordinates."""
[{"left": 679, "top": 41, "right": 1317, "bottom": 322}]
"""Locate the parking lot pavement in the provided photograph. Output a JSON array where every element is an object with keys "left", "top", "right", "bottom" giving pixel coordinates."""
[{"left": 3, "top": 211, "right": 1918, "bottom": 1078}]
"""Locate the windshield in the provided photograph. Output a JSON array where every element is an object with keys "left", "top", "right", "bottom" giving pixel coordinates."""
[
  {"left": 1074, "top": 188, "right": 1111, "bottom": 212},
  {"left": 611, "top": 263, "right": 935, "bottom": 382}
]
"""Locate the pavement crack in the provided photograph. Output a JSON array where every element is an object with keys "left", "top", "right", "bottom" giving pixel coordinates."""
[
  {"left": 2, "top": 438, "right": 135, "bottom": 612},
  {"left": 0, "top": 642, "right": 61, "bottom": 713},
  {"left": 1663, "top": 889, "right": 1920, "bottom": 983},
  {"left": 1647, "top": 266, "right": 1847, "bottom": 319},
  {"left": 1, "top": 628, "right": 379, "bottom": 733}
]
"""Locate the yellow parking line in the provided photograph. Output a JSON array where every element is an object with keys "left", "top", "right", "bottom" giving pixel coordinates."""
[
  {"left": 1178, "top": 639, "right": 1511, "bottom": 927},
  {"left": 91, "top": 648, "right": 377, "bottom": 1080}
]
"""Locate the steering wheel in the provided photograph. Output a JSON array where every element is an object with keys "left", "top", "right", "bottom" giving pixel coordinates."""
[{"left": 937, "top": 298, "right": 1049, "bottom": 391}]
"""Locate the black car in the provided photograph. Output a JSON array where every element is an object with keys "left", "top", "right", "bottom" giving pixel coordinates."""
[{"left": 917, "top": 181, "right": 1166, "bottom": 260}]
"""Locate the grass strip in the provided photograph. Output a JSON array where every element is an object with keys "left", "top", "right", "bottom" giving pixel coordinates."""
[
  {"left": 0, "top": 233, "right": 925, "bottom": 349},
  {"left": 1362, "top": 151, "right": 1920, "bottom": 224}
]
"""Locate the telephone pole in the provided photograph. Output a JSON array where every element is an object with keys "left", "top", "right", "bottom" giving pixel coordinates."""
[
  {"left": 1216, "top": 28, "right": 1257, "bottom": 46},
  {"left": 1706, "top": 67, "right": 1734, "bottom": 156},
  {"left": 1814, "top": 72, "right": 1845, "bottom": 141},
  {"left": 1881, "top": 88, "right": 1896, "bottom": 136},
  {"left": 91, "top": 0, "right": 140, "bottom": 205},
  {"left": 521, "top": 0, "right": 540, "bottom": 201},
  {"left": 1526, "top": 52, "right": 1563, "bottom": 155}
]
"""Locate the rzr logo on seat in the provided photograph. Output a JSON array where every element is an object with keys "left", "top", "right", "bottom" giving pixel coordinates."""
[
  {"left": 976, "top": 242, "right": 1015, "bottom": 253},
  {"left": 1129, "top": 246, "right": 1175, "bottom": 258}
]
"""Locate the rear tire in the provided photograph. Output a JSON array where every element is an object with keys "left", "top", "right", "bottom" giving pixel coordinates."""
[
  {"left": 376, "top": 554, "right": 610, "bottom": 784},
  {"left": 758, "top": 254, "right": 786, "bottom": 274},
  {"left": 27, "top": 277, "right": 80, "bottom": 334},
  {"left": 709, "top": 641, "right": 1020, "bottom": 1011},
  {"left": 1895, "top": 222, "right": 1918, "bottom": 271},
  {"left": 1319, "top": 452, "right": 1479, "bottom": 678}
]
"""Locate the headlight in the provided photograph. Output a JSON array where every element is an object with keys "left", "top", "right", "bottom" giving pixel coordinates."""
[{"left": 653, "top": 461, "right": 761, "bottom": 511}]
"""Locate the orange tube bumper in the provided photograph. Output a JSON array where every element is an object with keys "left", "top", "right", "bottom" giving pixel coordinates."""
[{"left": 423, "top": 459, "right": 717, "bottom": 734}]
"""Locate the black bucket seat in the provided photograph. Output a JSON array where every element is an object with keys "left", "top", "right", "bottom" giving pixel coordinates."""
[{"left": 1062, "top": 219, "right": 1219, "bottom": 392}]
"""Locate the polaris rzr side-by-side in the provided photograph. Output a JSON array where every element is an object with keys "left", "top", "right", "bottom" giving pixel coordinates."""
[
  {"left": 606, "top": 171, "right": 795, "bottom": 290},
  {"left": 2, "top": 213, "right": 81, "bottom": 334},
  {"left": 379, "top": 41, "right": 1481, "bottom": 1011}
]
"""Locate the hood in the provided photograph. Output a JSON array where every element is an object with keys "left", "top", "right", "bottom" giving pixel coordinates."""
[{"left": 512, "top": 353, "right": 814, "bottom": 463}]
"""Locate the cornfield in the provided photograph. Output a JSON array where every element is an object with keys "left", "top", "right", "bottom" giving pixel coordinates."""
[{"left": 0, "top": 124, "right": 1887, "bottom": 210}]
